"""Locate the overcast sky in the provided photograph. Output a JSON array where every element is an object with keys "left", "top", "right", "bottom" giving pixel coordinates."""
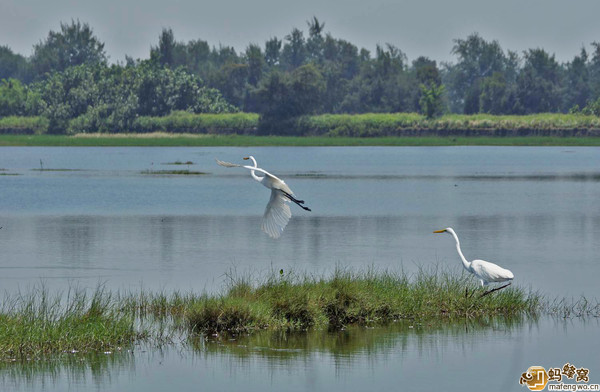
[{"left": 1, "top": 0, "right": 599, "bottom": 64}]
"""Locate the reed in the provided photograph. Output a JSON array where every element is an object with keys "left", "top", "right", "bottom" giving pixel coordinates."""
[
  {"left": 184, "top": 267, "right": 542, "bottom": 334},
  {"left": 0, "top": 286, "right": 137, "bottom": 361},
  {"left": 1, "top": 269, "right": 597, "bottom": 360}
]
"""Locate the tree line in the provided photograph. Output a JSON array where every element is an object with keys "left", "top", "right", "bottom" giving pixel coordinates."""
[{"left": 1, "top": 19, "right": 600, "bottom": 134}]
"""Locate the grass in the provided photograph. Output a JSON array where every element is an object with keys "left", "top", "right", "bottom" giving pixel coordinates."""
[
  {"left": 0, "top": 268, "right": 596, "bottom": 361},
  {"left": 1, "top": 112, "right": 600, "bottom": 146},
  {"left": 1, "top": 134, "right": 600, "bottom": 146},
  {"left": 0, "top": 286, "right": 137, "bottom": 361},
  {"left": 181, "top": 267, "right": 541, "bottom": 334}
]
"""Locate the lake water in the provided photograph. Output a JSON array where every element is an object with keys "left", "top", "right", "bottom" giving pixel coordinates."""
[{"left": 0, "top": 146, "right": 599, "bottom": 391}]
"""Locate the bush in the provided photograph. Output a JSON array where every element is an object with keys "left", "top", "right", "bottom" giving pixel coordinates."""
[{"left": 0, "top": 116, "right": 49, "bottom": 134}]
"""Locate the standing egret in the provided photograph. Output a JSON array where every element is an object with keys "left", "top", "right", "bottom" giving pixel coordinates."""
[
  {"left": 433, "top": 227, "right": 514, "bottom": 297},
  {"left": 216, "top": 156, "right": 311, "bottom": 239}
]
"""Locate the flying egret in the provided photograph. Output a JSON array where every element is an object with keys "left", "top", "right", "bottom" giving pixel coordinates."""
[
  {"left": 433, "top": 227, "right": 514, "bottom": 297},
  {"left": 216, "top": 156, "right": 311, "bottom": 239}
]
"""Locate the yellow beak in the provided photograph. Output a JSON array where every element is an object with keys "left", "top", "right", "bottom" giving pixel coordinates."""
[
  {"left": 433, "top": 229, "right": 446, "bottom": 233},
  {"left": 243, "top": 157, "right": 249, "bottom": 160}
]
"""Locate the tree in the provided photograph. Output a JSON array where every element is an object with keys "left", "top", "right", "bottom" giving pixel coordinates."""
[
  {"left": 264, "top": 37, "right": 282, "bottom": 67},
  {"left": 0, "top": 78, "right": 28, "bottom": 116},
  {"left": 445, "top": 33, "right": 509, "bottom": 113},
  {"left": 419, "top": 83, "right": 446, "bottom": 119},
  {"left": 0, "top": 46, "right": 32, "bottom": 82},
  {"left": 245, "top": 44, "right": 265, "bottom": 86},
  {"left": 515, "top": 48, "right": 562, "bottom": 113},
  {"left": 306, "top": 17, "right": 325, "bottom": 63},
  {"left": 288, "top": 64, "right": 325, "bottom": 115},
  {"left": 588, "top": 42, "right": 600, "bottom": 103},
  {"left": 31, "top": 20, "right": 107, "bottom": 77},
  {"left": 281, "top": 28, "right": 306, "bottom": 70},
  {"left": 563, "top": 48, "right": 590, "bottom": 111}
]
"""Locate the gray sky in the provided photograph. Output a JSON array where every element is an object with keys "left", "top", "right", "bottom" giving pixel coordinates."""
[{"left": 1, "top": 0, "right": 599, "bottom": 64}]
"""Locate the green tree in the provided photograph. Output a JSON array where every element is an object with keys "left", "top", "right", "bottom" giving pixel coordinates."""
[
  {"left": 281, "top": 28, "right": 306, "bottom": 70},
  {"left": 479, "top": 72, "right": 516, "bottom": 114},
  {"left": 264, "top": 37, "right": 282, "bottom": 67},
  {"left": 0, "top": 46, "right": 32, "bottom": 82},
  {"left": 445, "top": 33, "right": 509, "bottom": 113},
  {"left": 588, "top": 42, "right": 600, "bottom": 102},
  {"left": 419, "top": 83, "right": 446, "bottom": 118},
  {"left": 306, "top": 17, "right": 325, "bottom": 63},
  {"left": 31, "top": 20, "right": 107, "bottom": 77},
  {"left": 515, "top": 48, "right": 562, "bottom": 113},
  {"left": 245, "top": 44, "right": 265, "bottom": 86},
  {"left": 563, "top": 48, "right": 590, "bottom": 111},
  {"left": 0, "top": 78, "right": 28, "bottom": 116}
]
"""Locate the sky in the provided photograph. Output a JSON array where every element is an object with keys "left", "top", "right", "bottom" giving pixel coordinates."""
[{"left": 1, "top": 0, "right": 599, "bottom": 64}]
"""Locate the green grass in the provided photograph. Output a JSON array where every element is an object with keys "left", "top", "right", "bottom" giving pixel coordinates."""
[
  {"left": 184, "top": 268, "right": 541, "bottom": 333},
  {"left": 1, "top": 112, "right": 600, "bottom": 145},
  {"left": 1, "top": 134, "right": 600, "bottom": 146},
  {"left": 0, "top": 268, "right": 596, "bottom": 361},
  {"left": 0, "top": 286, "right": 137, "bottom": 361}
]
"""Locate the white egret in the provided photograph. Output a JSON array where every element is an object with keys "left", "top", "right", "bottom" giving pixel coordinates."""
[
  {"left": 216, "top": 156, "right": 311, "bottom": 239},
  {"left": 433, "top": 227, "right": 514, "bottom": 296}
]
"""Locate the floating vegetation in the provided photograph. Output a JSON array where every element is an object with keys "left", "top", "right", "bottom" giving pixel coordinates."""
[
  {"left": 31, "top": 168, "right": 83, "bottom": 172},
  {"left": 163, "top": 161, "right": 195, "bottom": 165},
  {"left": 140, "top": 169, "right": 207, "bottom": 175}
]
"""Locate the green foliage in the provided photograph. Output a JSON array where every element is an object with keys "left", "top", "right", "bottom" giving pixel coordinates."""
[
  {"left": 31, "top": 20, "right": 107, "bottom": 76},
  {"left": 419, "top": 83, "right": 446, "bottom": 119},
  {"left": 132, "top": 111, "right": 258, "bottom": 133},
  {"left": 16, "top": 62, "right": 238, "bottom": 133},
  {"left": 0, "top": 46, "right": 32, "bottom": 82},
  {"left": 4, "top": 19, "right": 600, "bottom": 129},
  {"left": 515, "top": 49, "right": 562, "bottom": 114},
  {"left": 0, "top": 78, "right": 28, "bottom": 116},
  {"left": 0, "top": 116, "right": 49, "bottom": 135}
]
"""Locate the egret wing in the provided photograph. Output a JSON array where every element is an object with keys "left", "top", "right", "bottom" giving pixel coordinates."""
[
  {"left": 471, "top": 259, "right": 514, "bottom": 283},
  {"left": 261, "top": 189, "right": 292, "bottom": 239}
]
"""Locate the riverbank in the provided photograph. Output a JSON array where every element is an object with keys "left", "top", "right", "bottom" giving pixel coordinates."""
[
  {"left": 2, "top": 113, "right": 600, "bottom": 145},
  {"left": 1, "top": 134, "right": 600, "bottom": 146}
]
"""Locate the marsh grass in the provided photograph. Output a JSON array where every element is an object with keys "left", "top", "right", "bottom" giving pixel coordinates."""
[
  {"left": 183, "top": 267, "right": 541, "bottom": 334},
  {"left": 0, "top": 286, "right": 136, "bottom": 361},
  {"left": 0, "top": 269, "right": 595, "bottom": 361}
]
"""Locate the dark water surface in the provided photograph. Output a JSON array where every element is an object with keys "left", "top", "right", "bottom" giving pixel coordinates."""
[{"left": 0, "top": 146, "right": 599, "bottom": 391}]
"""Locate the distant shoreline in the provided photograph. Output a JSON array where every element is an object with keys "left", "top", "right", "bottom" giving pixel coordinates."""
[
  {"left": 1, "top": 134, "right": 600, "bottom": 147},
  {"left": 1, "top": 112, "right": 600, "bottom": 146}
]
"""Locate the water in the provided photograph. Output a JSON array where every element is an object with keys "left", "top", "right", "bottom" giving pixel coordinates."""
[{"left": 1, "top": 146, "right": 599, "bottom": 391}]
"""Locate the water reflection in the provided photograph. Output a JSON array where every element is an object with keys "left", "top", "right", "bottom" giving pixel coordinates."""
[
  {"left": 3, "top": 316, "right": 598, "bottom": 392},
  {"left": 0, "top": 212, "right": 598, "bottom": 297},
  {"left": 0, "top": 352, "right": 135, "bottom": 392},
  {"left": 193, "top": 316, "right": 532, "bottom": 363}
]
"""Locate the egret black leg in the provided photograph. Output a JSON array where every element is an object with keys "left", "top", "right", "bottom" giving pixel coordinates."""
[
  {"left": 282, "top": 191, "right": 311, "bottom": 211},
  {"left": 480, "top": 282, "right": 512, "bottom": 298}
]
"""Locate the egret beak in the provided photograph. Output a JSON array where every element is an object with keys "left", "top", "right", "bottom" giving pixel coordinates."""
[
  {"left": 433, "top": 229, "right": 446, "bottom": 233},
  {"left": 243, "top": 157, "right": 249, "bottom": 160}
]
